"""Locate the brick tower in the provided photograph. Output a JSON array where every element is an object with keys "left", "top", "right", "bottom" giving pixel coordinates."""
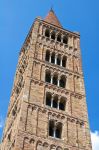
[{"left": 1, "top": 9, "right": 92, "bottom": 150}]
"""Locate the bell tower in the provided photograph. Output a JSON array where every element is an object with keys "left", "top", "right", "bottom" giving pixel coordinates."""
[{"left": 1, "top": 9, "right": 92, "bottom": 150}]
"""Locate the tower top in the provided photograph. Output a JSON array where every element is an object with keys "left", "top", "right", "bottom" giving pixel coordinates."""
[{"left": 44, "top": 8, "right": 62, "bottom": 28}]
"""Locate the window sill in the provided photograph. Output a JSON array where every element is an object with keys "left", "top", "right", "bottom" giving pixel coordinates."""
[
  {"left": 48, "top": 136, "right": 62, "bottom": 141},
  {"left": 45, "top": 105, "right": 66, "bottom": 113}
]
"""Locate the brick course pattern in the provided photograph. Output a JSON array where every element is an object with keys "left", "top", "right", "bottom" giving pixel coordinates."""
[{"left": 1, "top": 10, "right": 92, "bottom": 150}]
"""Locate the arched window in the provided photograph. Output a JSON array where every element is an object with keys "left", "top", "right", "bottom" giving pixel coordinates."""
[
  {"left": 59, "top": 97, "right": 66, "bottom": 111},
  {"left": 60, "top": 75, "right": 66, "bottom": 88},
  {"left": 46, "top": 92, "right": 52, "bottom": 107},
  {"left": 49, "top": 120, "right": 62, "bottom": 139},
  {"left": 51, "top": 31, "right": 56, "bottom": 40},
  {"left": 49, "top": 120, "right": 54, "bottom": 137},
  {"left": 56, "top": 123, "right": 62, "bottom": 138},
  {"left": 45, "top": 70, "right": 51, "bottom": 83},
  {"left": 57, "top": 34, "right": 61, "bottom": 42},
  {"left": 45, "top": 29, "right": 50, "bottom": 37},
  {"left": 62, "top": 56, "right": 67, "bottom": 67},
  {"left": 63, "top": 36, "right": 68, "bottom": 44},
  {"left": 53, "top": 73, "right": 58, "bottom": 86},
  {"left": 45, "top": 50, "right": 50, "bottom": 62},
  {"left": 51, "top": 52, "right": 55, "bottom": 64},
  {"left": 53, "top": 95, "right": 58, "bottom": 108},
  {"left": 57, "top": 55, "right": 61, "bottom": 66}
]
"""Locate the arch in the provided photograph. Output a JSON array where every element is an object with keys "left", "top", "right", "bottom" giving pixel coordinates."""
[
  {"left": 63, "top": 36, "right": 68, "bottom": 44},
  {"left": 62, "top": 56, "right": 67, "bottom": 67},
  {"left": 29, "top": 138, "right": 34, "bottom": 144},
  {"left": 56, "top": 146, "right": 63, "bottom": 150},
  {"left": 57, "top": 54, "right": 61, "bottom": 66},
  {"left": 36, "top": 140, "right": 43, "bottom": 150},
  {"left": 23, "top": 137, "right": 29, "bottom": 150},
  {"left": 51, "top": 52, "right": 55, "bottom": 64},
  {"left": 50, "top": 144, "right": 56, "bottom": 150},
  {"left": 45, "top": 29, "right": 50, "bottom": 37},
  {"left": 51, "top": 31, "right": 56, "bottom": 40},
  {"left": 45, "top": 70, "right": 51, "bottom": 83},
  {"left": 53, "top": 73, "right": 58, "bottom": 86},
  {"left": 53, "top": 95, "right": 58, "bottom": 108},
  {"left": 46, "top": 92, "right": 52, "bottom": 107},
  {"left": 59, "top": 97, "right": 66, "bottom": 111},
  {"left": 30, "top": 139, "right": 35, "bottom": 149},
  {"left": 45, "top": 50, "right": 50, "bottom": 62},
  {"left": 60, "top": 75, "right": 66, "bottom": 88},
  {"left": 57, "top": 34, "right": 61, "bottom": 42},
  {"left": 56, "top": 122, "right": 62, "bottom": 138},
  {"left": 43, "top": 142, "right": 49, "bottom": 148}
]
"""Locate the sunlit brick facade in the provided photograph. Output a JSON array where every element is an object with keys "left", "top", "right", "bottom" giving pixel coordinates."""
[{"left": 1, "top": 9, "right": 92, "bottom": 150}]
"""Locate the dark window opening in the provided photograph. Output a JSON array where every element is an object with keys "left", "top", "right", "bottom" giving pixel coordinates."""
[
  {"left": 16, "top": 87, "right": 19, "bottom": 94},
  {"left": 8, "top": 132, "right": 11, "bottom": 141},
  {"left": 45, "top": 29, "right": 50, "bottom": 37},
  {"left": 49, "top": 120, "right": 54, "bottom": 137},
  {"left": 60, "top": 76, "right": 66, "bottom": 88},
  {"left": 51, "top": 53, "right": 55, "bottom": 64},
  {"left": 12, "top": 109, "right": 16, "bottom": 116},
  {"left": 62, "top": 56, "right": 67, "bottom": 67},
  {"left": 57, "top": 56, "right": 61, "bottom": 66},
  {"left": 53, "top": 96, "right": 58, "bottom": 108},
  {"left": 45, "top": 50, "right": 50, "bottom": 62},
  {"left": 45, "top": 71, "right": 51, "bottom": 83},
  {"left": 56, "top": 123, "right": 62, "bottom": 138},
  {"left": 63, "top": 36, "right": 68, "bottom": 44},
  {"left": 59, "top": 100, "right": 65, "bottom": 111},
  {"left": 51, "top": 32, "right": 55, "bottom": 40},
  {"left": 53, "top": 74, "right": 58, "bottom": 85},
  {"left": 46, "top": 93, "right": 52, "bottom": 107},
  {"left": 57, "top": 34, "right": 61, "bottom": 42}
]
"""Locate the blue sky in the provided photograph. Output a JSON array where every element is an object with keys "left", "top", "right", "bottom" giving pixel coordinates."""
[{"left": 0, "top": 0, "right": 99, "bottom": 149}]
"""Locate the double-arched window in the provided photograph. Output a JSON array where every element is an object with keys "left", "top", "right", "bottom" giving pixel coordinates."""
[{"left": 49, "top": 120, "right": 62, "bottom": 139}]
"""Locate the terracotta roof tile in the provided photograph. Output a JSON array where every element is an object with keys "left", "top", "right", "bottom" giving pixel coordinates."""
[{"left": 44, "top": 9, "right": 62, "bottom": 28}]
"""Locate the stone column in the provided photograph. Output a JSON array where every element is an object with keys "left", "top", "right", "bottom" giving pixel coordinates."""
[
  {"left": 51, "top": 74, "right": 53, "bottom": 84},
  {"left": 55, "top": 54, "right": 57, "bottom": 65},
  {"left": 49, "top": 52, "right": 52, "bottom": 63},
  {"left": 60, "top": 56, "right": 63, "bottom": 67},
  {"left": 58, "top": 77, "right": 60, "bottom": 87}
]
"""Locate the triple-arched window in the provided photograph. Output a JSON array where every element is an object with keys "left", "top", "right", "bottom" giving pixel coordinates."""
[
  {"left": 45, "top": 50, "right": 67, "bottom": 68},
  {"left": 45, "top": 70, "right": 66, "bottom": 88},
  {"left": 46, "top": 92, "right": 66, "bottom": 111},
  {"left": 45, "top": 29, "right": 68, "bottom": 44}
]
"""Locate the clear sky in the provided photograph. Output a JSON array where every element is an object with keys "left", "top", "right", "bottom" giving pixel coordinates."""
[{"left": 0, "top": 0, "right": 99, "bottom": 149}]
